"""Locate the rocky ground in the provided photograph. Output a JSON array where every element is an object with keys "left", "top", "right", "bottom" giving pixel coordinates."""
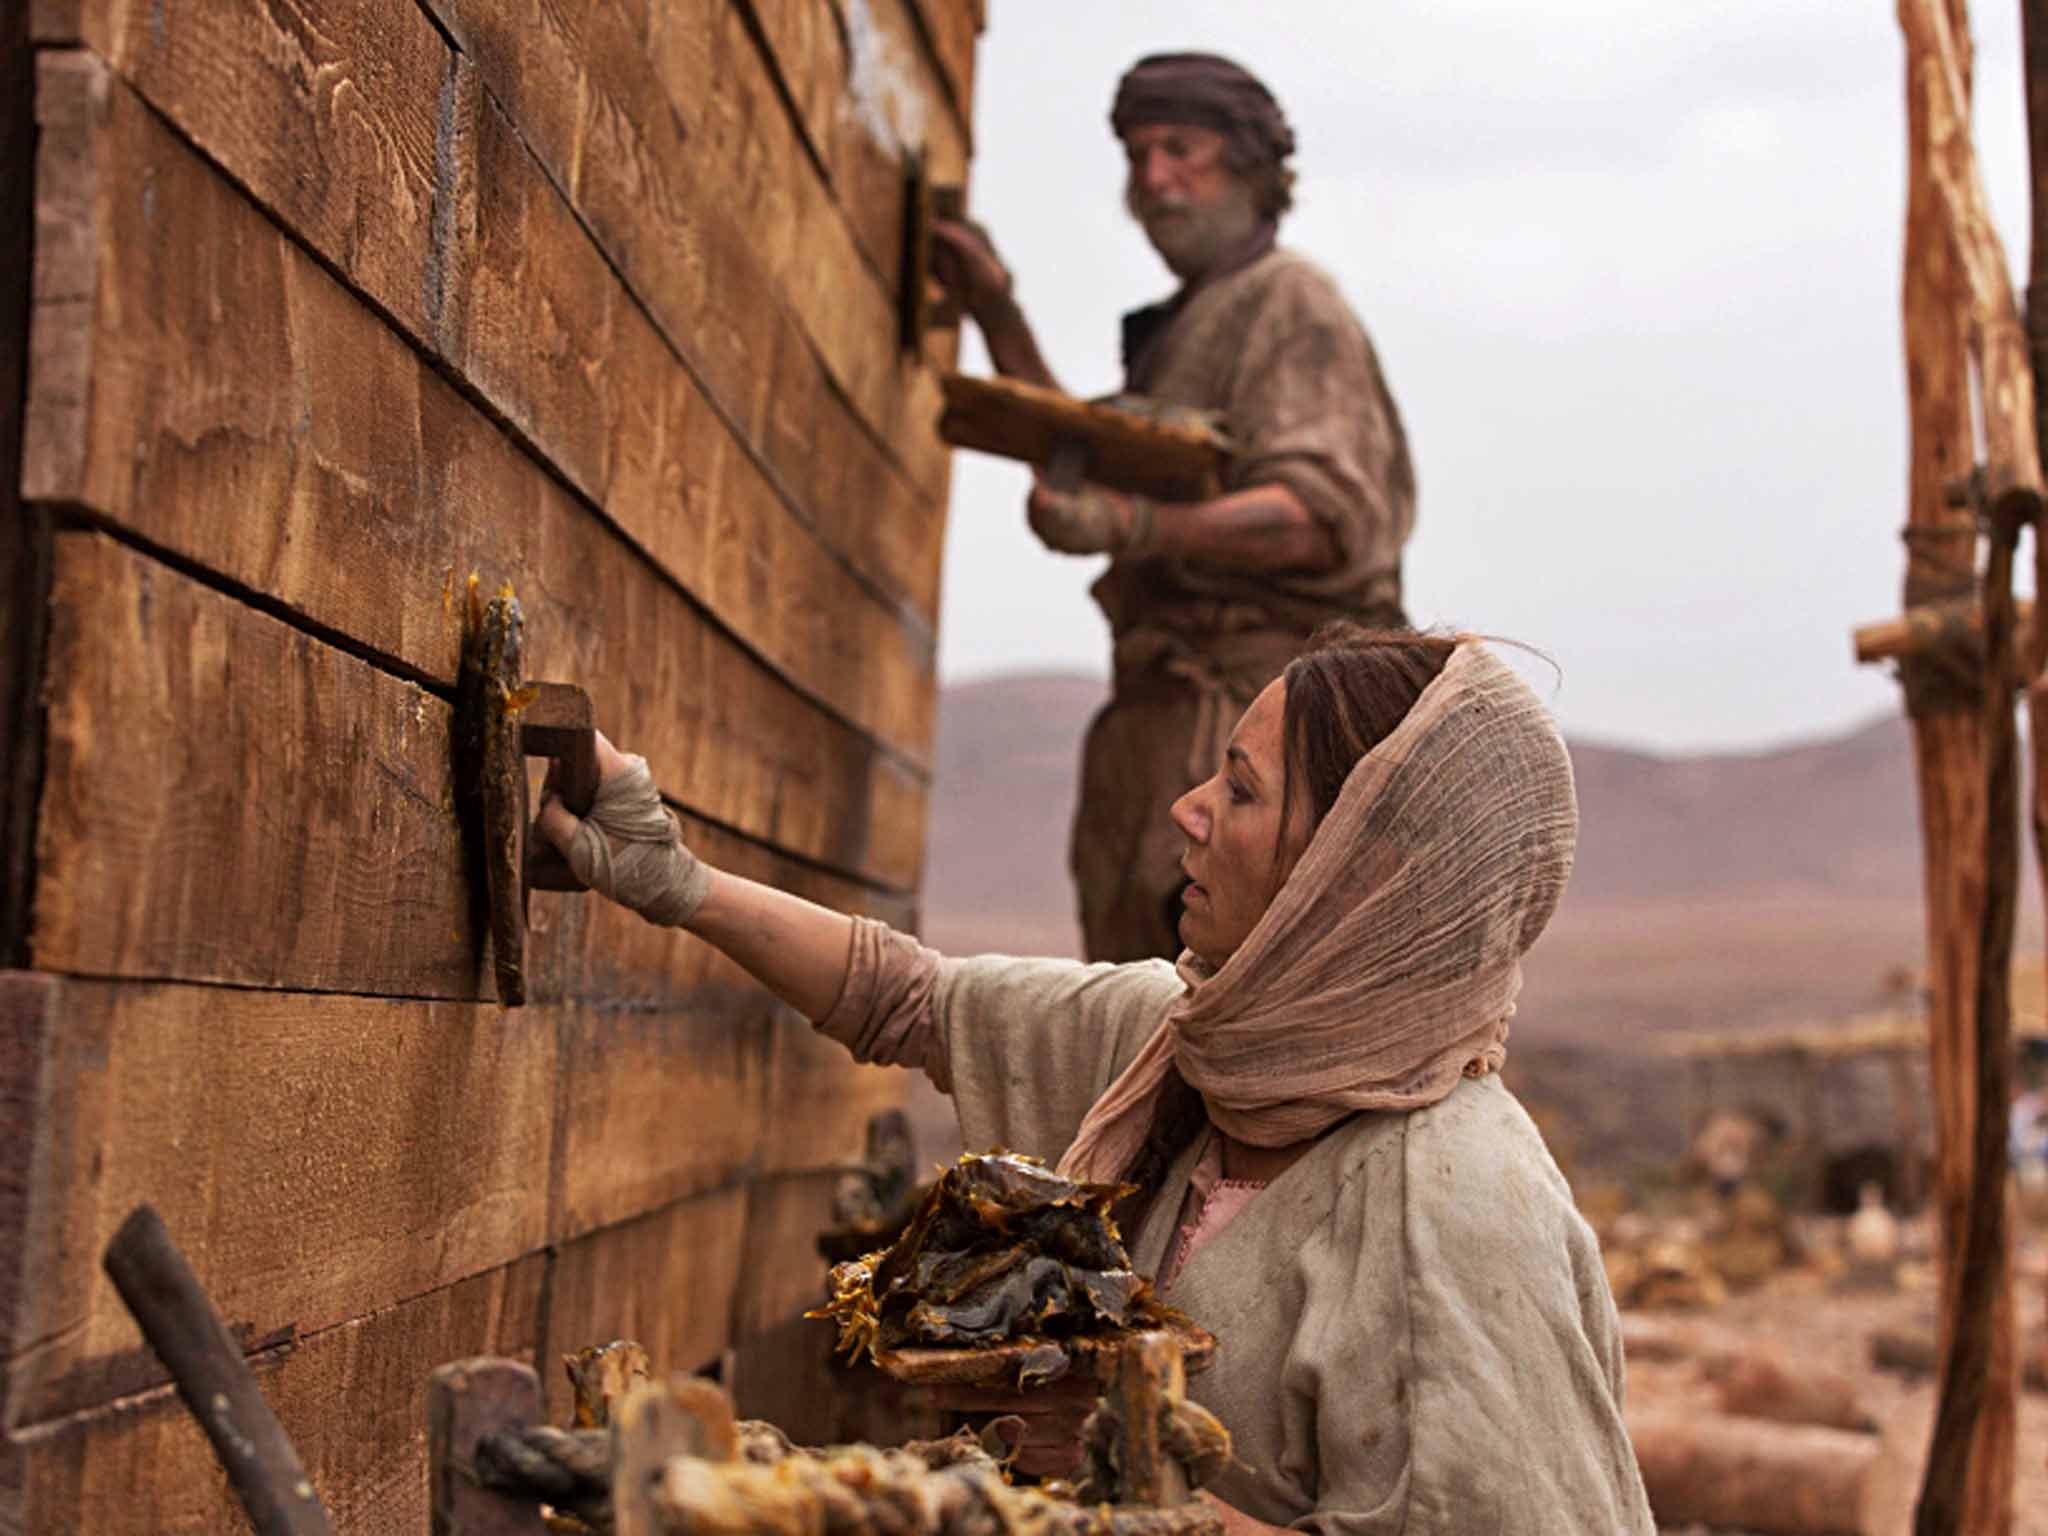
[{"left": 1625, "top": 1215, "right": 2048, "bottom": 1535}]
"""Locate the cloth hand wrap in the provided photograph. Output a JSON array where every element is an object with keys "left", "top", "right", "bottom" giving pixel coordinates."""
[
  {"left": 1028, "top": 485, "right": 1157, "bottom": 557},
  {"left": 555, "top": 755, "right": 711, "bottom": 927}
]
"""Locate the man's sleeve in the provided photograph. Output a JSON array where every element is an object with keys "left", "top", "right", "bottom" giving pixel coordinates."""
[{"left": 1225, "top": 267, "right": 1414, "bottom": 582}]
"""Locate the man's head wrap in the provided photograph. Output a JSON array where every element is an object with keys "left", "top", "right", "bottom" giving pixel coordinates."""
[{"left": 1110, "top": 53, "right": 1296, "bottom": 219}]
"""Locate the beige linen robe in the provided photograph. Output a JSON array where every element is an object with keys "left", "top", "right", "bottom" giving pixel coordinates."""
[{"left": 823, "top": 928, "right": 1654, "bottom": 1536}]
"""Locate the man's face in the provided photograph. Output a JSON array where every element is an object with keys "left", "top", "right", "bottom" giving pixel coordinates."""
[{"left": 1122, "top": 123, "right": 1260, "bottom": 279}]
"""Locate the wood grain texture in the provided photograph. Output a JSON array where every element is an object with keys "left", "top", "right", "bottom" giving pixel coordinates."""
[
  {"left": 0, "top": 965, "right": 907, "bottom": 1434},
  {"left": 642, "top": 0, "right": 956, "bottom": 494},
  {"left": 896, "top": 0, "right": 981, "bottom": 138},
  {"left": 741, "top": 0, "right": 973, "bottom": 300},
  {"left": 36, "top": 533, "right": 926, "bottom": 989},
  {"left": 1, "top": 1256, "right": 545, "bottom": 1536},
  {"left": 34, "top": 532, "right": 476, "bottom": 993},
  {"left": 729, "top": 1173, "right": 840, "bottom": 1343},
  {"left": 0, "top": 974, "right": 558, "bottom": 1429},
  {"left": 421, "top": 0, "right": 955, "bottom": 617},
  {"left": 20, "top": 64, "right": 927, "bottom": 890},
  {"left": 540, "top": 1191, "right": 750, "bottom": 1428},
  {"left": 24, "top": 34, "right": 937, "bottom": 774},
  {"left": 20, "top": 50, "right": 939, "bottom": 776}
]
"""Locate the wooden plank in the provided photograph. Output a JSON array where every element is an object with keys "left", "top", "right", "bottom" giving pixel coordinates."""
[
  {"left": 730, "top": 1173, "right": 840, "bottom": 1343},
  {"left": 0, "top": 974, "right": 54, "bottom": 1440},
  {"left": 540, "top": 1191, "right": 750, "bottom": 1427},
  {"left": 22, "top": 25, "right": 942, "bottom": 765},
  {"left": 1, "top": 1255, "right": 545, "bottom": 1535},
  {"left": 761, "top": 1013, "right": 914, "bottom": 1178},
  {"left": 418, "top": 0, "right": 955, "bottom": 617},
  {"left": 740, "top": 0, "right": 973, "bottom": 300},
  {"left": 0, "top": 973, "right": 558, "bottom": 1429},
  {"left": 642, "top": 0, "right": 957, "bottom": 490},
  {"left": 547, "top": 976, "right": 908, "bottom": 1244},
  {"left": 34, "top": 532, "right": 473, "bottom": 992},
  {"left": 443, "top": 72, "right": 937, "bottom": 762},
  {"left": 20, "top": 66, "right": 927, "bottom": 891},
  {"left": 899, "top": 0, "right": 981, "bottom": 139},
  {"left": 938, "top": 373, "right": 1228, "bottom": 500},
  {"left": 35, "top": 534, "right": 925, "bottom": 989}
]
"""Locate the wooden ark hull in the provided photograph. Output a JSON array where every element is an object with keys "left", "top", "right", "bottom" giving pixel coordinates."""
[{"left": 0, "top": 0, "right": 980, "bottom": 1527}]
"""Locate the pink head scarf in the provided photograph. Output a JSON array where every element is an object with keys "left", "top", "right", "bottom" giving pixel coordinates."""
[{"left": 1057, "top": 640, "right": 1577, "bottom": 1183}]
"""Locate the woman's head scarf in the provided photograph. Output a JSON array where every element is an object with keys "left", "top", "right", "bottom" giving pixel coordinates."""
[{"left": 1057, "top": 640, "right": 1577, "bottom": 1183}]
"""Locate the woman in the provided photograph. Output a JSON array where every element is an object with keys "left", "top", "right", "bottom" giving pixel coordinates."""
[{"left": 538, "top": 626, "right": 1654, "bottom": 1536}]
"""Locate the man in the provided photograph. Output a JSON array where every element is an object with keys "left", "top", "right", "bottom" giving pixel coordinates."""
[{"left": 934, "top": 52, "right": 1415, "bottom": 963}]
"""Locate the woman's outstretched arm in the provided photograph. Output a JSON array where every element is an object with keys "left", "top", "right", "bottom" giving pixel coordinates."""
[{"left": 534, "top": 730, "right": 854, "bottom": 1023}]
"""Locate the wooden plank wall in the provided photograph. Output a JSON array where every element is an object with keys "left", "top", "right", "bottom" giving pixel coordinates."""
[{"left": 0, "top": 0, "right": 980, "bottom": 1528}]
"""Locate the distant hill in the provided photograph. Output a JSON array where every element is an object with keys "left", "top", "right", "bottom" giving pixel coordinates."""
[{"left": 919, "top": 673, "right": 2035, "bottom": 1044}]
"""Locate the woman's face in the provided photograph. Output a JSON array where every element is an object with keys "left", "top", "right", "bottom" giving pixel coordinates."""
[{"left": 1171, "top": 679, "right": 1310, "bottom": 966}]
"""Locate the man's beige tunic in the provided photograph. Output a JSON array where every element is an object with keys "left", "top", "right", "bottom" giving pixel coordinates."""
[
  {"left": 1075, "top": 250, "right": 1415, "bottom": 963},
  {"left": 823, "top": 923, "right": 1654, "bottom": 1536}
]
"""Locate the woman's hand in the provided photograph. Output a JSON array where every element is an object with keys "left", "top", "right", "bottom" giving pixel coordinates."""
[{"left": 534, "top": 730, "right": 712, "bottom": 927}]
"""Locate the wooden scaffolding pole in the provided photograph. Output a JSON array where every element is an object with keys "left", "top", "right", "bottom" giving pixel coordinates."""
[
  {"left": 2020, "top": 0, "right": 2048, "bottom": 1489},
  {"left": 1893, "top": 1, "right": 2033, "bottom": 1530}
]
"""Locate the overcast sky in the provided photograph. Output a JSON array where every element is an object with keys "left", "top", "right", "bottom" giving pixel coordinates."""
[{"left": 930, "top": 2, "right": 2036, "bottom": 753}]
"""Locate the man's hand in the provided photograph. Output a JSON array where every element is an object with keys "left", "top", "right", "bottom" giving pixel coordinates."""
[
  {"left": 1027, "top": 479, "right": 1157, "bottom": 558},
  {"left": 930, "top": 219, "right": 1016, "bottom": 321}
]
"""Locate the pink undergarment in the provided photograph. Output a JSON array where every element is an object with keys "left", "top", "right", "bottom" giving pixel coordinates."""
[{"left": 1160, "top": 1149, "right": 1268, "bottom": 1293}]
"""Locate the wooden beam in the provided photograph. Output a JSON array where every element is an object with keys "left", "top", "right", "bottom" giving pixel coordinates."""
[
  {"left": 20, "top": 62, "right": 929, "bottom": 890},
  {"left": 1853, "top": 598, "right": 2034, "bottom": 665},
  {"left": 938, "top": 374, "right": 1229, "bottom": 501},
  {"left": 1901, "top": 0, "right": 2047, "bottom": 518}
]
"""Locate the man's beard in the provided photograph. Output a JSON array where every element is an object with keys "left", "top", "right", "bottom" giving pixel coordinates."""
[{"left": 1131, "top": 182, "right": 1263, "bottom": 280}]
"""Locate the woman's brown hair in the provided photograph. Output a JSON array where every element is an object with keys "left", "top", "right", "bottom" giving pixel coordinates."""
[
  {"left": 1271, "top": 624, "right": 1458, "bottom": 886},
  {"left": 1114, "top": 626, "right": 1456, "bottom": 1217}
]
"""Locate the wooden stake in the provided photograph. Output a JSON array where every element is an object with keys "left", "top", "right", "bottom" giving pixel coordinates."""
[
  {"left": 1916, "top": 501, "right": 2023, "bottom": 1536},
  {"left": 1109, "top": 1331, "right": 1191, "bottom": 1509},
  {"left": 1895, "top": 0, "right": 2021, "bottom": 1528},
  {"left": 100, "top": 1205, "right": 336, "bottom": 1536},
  {"left": 428, "top": 1358, "right": 548, "bottom": 1536},
  {"left": 611, "top": 1376, "right": 738, "bottom": 1536}
]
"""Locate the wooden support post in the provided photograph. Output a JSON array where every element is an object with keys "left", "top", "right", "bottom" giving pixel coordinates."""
[
  {"left": 1895, "top": 0, "right": 2025, "bottom": 1527},
  {"left": 611, "top": 1376, "right": 739, "bottom": 1536},
  {"left": 1917, "top": 501, "right": 2022, "bottom": 1536},
  {"left": 2018, "top": 3, "right": 2048, "bottom": 1479},
  {"left": 428, "top": 1358, "right": 548, "bottom": 1536}
]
